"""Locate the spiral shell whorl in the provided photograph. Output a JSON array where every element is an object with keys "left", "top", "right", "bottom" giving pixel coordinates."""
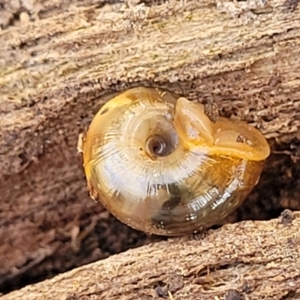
[{"left": 83, "top": 87, "right": 270, "bottom": 236}]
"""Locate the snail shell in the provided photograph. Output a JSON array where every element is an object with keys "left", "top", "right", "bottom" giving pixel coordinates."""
[{"left": 82, "top": 87, "right": 270, "bottom": 236}]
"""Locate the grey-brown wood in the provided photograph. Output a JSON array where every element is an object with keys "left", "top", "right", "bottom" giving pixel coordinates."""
[
  {"left": 0, "top": 0, "right": 299, "bottom": 296},
  {"left": 1, "top": 0, "right": 300, "bottom": 176},
  {"left": 1, "top": 211, "right": 300, "bottom": 300}
]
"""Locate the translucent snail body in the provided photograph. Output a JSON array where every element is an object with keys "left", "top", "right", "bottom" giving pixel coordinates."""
[{"left": 82, "top": 87, "right": 270, "bottom": 236}]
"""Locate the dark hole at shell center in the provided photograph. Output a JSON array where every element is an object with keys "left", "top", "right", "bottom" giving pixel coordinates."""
[{"left": 146, "top": 134, "right": 176, "bottom": 157}]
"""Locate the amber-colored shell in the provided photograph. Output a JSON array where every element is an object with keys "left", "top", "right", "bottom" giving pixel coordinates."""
[{"left": 82, "top": 87, "right": 270, "bottom": 236}]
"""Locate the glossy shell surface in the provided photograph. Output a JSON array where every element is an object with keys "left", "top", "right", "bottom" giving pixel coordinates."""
[{"left": 82, "top": 87, "right": 270, "bottom": 236}]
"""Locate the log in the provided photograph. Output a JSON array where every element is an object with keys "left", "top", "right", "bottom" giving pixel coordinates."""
[
  {"left": 0, "top": 0, "right": 300, "bottom": 296},
  {"left": 1, "top": 211, "right": 300, "bottom": 300}
]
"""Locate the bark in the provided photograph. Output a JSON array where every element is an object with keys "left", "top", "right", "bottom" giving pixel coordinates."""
[
  {"left": 0, "top": 0, "right": 300, "bottom": 296},
  {"left": 1, "top": 211, "right": 300, "bottom": 300}
]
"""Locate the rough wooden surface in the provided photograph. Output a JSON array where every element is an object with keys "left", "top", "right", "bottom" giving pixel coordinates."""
[
  {"left": 1, "top": 211, "right": 300, "bottom": 300},
  {"left": 1, "top": 0, "right": 300, "bottom": 175},
  {"left": 0, "top": 0, "right": 300, "bottom": 295}
]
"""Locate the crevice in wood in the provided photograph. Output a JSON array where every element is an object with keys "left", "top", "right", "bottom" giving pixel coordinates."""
[{"left": 0, "top": 0, "right": 299, "bottom": 297}]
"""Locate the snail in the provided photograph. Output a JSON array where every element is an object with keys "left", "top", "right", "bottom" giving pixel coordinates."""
[{"left": 81, "top": 87, "right": 270, "bottom": 236}]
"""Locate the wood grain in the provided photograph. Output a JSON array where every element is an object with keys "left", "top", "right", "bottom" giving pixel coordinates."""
[
  {"left": 1, "top": 211, "right": 300, "bottom": 300},
  {"left": 0, "top": 0, "right": 299, "bottom": 295}
]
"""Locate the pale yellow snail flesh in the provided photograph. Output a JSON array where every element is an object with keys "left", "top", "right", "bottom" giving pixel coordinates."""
[{"left": 82, "top": 87, "right": 270, "bottom": 236}]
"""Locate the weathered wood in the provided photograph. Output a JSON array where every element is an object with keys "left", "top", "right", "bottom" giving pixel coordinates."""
[
  {"left": 0, "top": 0, "right": 299, "bottom": 295},
  {"left": 1, "top": 0, "right": 300, "bottom": 175},
  {"left": 1, "top": 211, "right": 300, "bottom": 300}
]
